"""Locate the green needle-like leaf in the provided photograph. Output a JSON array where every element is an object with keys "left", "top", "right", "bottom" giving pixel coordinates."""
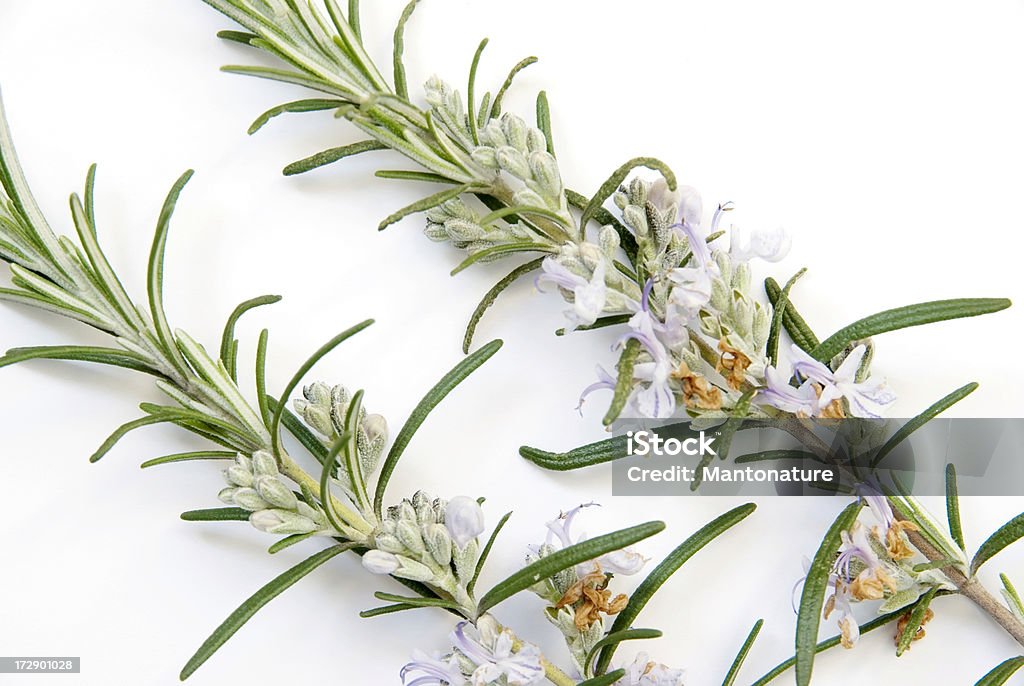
[
  {"left": 764, "top": 277, "right": 819, "bottom": 352},
  {"left": 975, "top": 657, "right": 1024, "bottom": 686},
  {"left": 594, "top": 504, "right": 755, "bottom": 674},
  {"left": 811, "top": 298, "right": 1011, "bottom": 362},
  {"left": 283, "top": 140, "right": 387, "bottom": 176},
  {"left": 946, "top": 464, "right": 966, "bottom": 552},
  {"left": 140, "top": 451, "right": 236, "bottom": 469},
  {"left": 972, "top": 512, "right": 1024, "bottom": 575},
  {"left": 463, "top": 258, "right": 543, "bottom": 353},
  {"left": 268, "top": 532, "right": 316, "bottom": 554},
  {"left": 722, "top": 619, "right": 764, "bottom": 686},
  {"left": 466, "top": 38, "right": 488, "bottom": 145},
  {"left": 520, "top": 435, "right": 628, "bottom": 471},
  {"left": 379, "top": 183, "right": 475, "bottom": 231},
  {"left": 218, "top": 294, "right": 282, "bottom": 380},
  {"left": 392, "top": 0, "right": 420, "bottom": 99},
  {"left": 535, "top": 91, "right": 555, "bottom": 157},
  {"left": 795, "top": 502, "right": 862, "bottom": 686},
  {"left": 269, "top": 319, "right": 374, "bottom": 457},
  {"left": 1001, "top": 574, "right": 1024, "bottom": 619},
  {"left": 577, "top": 670, "right": 627, "bottom": 686},
  {"left": 895, "top": 586, "right": 938, "bottom": 656},
  {"left": 579, "top": 157, "right": 678, "bottom": 230},
  {"left": 247, "top": 99, "right": 345, "bottom": 134},
  {"left": 603, "top": 338, "right": 640, "bottom": 426},
  {"left": 450, "top": 242, "right": 553, "bottom": 276},
  {"left": 180, "top": 507, "right": 251, "bottom": 522},
  {"left": 871, "top": 382, "right": 978, "bottom": 468},
  {"left": 488, "top": 57, "right": 538, "bottom": 120},
  {"left": 89, "top": 415, "right": 172, "bottom": 463},
  {"left": 373, "top": 340, "right": 502, "bottom": 515},
  {"left": 0, "top": 345, "right": 160, "bottom": 376},
  {"left": 468, "top": 511, "right": 512, "bottom": 594},
  {"left": 267, "top": 396, "right": 328, "bottom": 465},
  {"left": 373, "top": 592, "right": 459, "bottom": 610},
  {"left": 359, "top": 603, "right": 419, "bottom": 618},
  {"left": 477, "top": 521, "right": 665, "bottom": 615},
  {"left": 767, "top": 269, "right": 806, "bottom": 365},
  {"left": 180, "top": 544, "right": 352, "bottom": 680},
  {"left": 584, "top": 629, "right": 662, "bottom": 678}
]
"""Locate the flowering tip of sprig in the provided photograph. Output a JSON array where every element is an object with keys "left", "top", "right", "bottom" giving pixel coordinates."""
[
  {"left": 537, "top": 256, "right": 608, "bottom": 330},
  {"left": 406, "top": 618, "right": 544, "bottom": 686},
  {"left": 542, "top": 503, "right": 649, "bottom": 577},
  {"left": 616, "top": 652, "right": 686, "bottom": 686},
  {"left": 446, "top": 496, "right": 486, "bottom": 549}
]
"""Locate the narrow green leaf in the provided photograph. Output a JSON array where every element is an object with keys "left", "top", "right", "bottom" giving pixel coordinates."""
[
  {"left": 283, "top": 140, "right": 387, "bottom": 176},
  {"left": 450, "top": 242, "right": 552, "bottom": 276},
  {"left": 374, "top": 340, "right": 503, "bottom": 514},
  {"left": 579, "top": 157, "right": 678, "bottom": 230},
  {"left": 972, "top": 512, "right": 1024, "bottom": 574},
  {"left": 392, "top": 0, "right": 420, "bottom": 99},
  {"left": 896, "top": 586, "right": 938, "bottom": 656},
  {"left": 140, "top": 451, "right": 236, "bottom": 469},
  {"left": 267, "top": 396, "right": 328, "bottom": 464},
  {"left": 795, "top": 502, "right": 862, "bottom": 686},
  {"left": 912, "top": 559, "right": 960, "bottom": 572},
  {"left": 373, "top": 592, "right": 459, "bottom": 610},
  {"left": 749, "top": 608, "right": 905, "bottom": 686},
  {"left": 248, "top": 99, "right": 346, "bottom": 135},
  {"left": 347, "top": 0, "right": 361, "bottom": 40},
  {"left": 217, "top": 29, "right": 259, "bottom": 46},
  {"left": 376, "top": 169, "right": 455, "bottom": 184},
  {"left": 734, "top": 449, "right": 823, "bottom": 465},
  {"left": 147, "top": 170, "right": 195, "bottom": 376},
  {"left": 486, "top": 57, "right": 538, "bottom": 120},
  {"left": 468, "top": 511, "right": 512, "bottom": 594},
  {"left": 595, "top": 504, "right": 755, "bottom": 674},
  {"left": 320, "top": 437, "right": 351, "bottom": 534},
  {"left": 585, "top": 629, "right": 661, "bottom": 678},
  {"left": 812, "top": 298, "right": 1012, "bottom": 362},
  {"left": 946, "top": 463, "right": 966, "bottom": 552},
  {"left": 519, "top": 435, "right": 628, "bottom": 471},
  {"left": 722, "top": 619, "right": 764, "bottom": 686},
  {"left": 341, "top": 389, "right": 372, "bottom": 512},
  {"left": 82, "top": 163, "right": 98, "bottom": 233},
  {"left": 255, "top": 329, "right": 271, "bottom": 429},
  {"left": 478, "top": 521, "right": 665, "bottom": 615},
  {"left": 270, "top": 319, "right": 374, "bottom": 457},
  {"left": 535, "top": 90, "right": 555, "bottom": 156},
  {"left": 871, "top": 383, "right": 978, "bottom": 468},
  {"left": 268, "top": 532, "right": 317, "bottom": 554},
  {"left": 767, "top": 268, "right": 806, "bottom": 365},
  {"left": 463, "top": 258, "right": 543, "bottom": 353},
  {"left": 765, "top": 277, "right": 819, "bottom": 352},
  {"left": 379, "top": 183, "right": 474, "bottom": 231},
  {"left": 218, "top": 295, "right": 281, "bottom": 378},
  {"left": 180, "top": 544, "right": 351, "bottom": 680},
  {"left": 180, "top": 507, "right": 251, "bottom": 522},
  {"left": 603, "top": 338, "right": 640, "bottom": 426},
  {"left": 975, "top": 657, "right": 1024, "bottom": 686},
  {"left": 0, "top": 345, "right": 159, "bottom": 376},
  {"left": 467, "top": 38, "right": 489, "bottom": 145},
  {"left": 89, "top": 415, "right": 170, "bottom": 463},
  {"left": 359, "top": 603, "right": 418, "bottom": 618},
  {"left": 577, "top": 670, "right": 626, "bottom": 686},
  {"left": 1001, "top": 574, "right": 1024, "bottom": 619},
  {"left": 555, "top": 314, "right": 630, "bottom": 336}
]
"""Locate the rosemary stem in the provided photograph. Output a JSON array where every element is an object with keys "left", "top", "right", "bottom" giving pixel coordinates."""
[{"left": 279, "top": 454, "right": 374, "bottom": 538}]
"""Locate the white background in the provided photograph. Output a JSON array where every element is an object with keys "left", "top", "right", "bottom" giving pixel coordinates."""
[{"left": 1, "top": 1, "right": 1023, "bottom": 684}]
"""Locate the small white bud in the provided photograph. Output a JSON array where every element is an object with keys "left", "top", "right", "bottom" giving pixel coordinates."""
[
  {"left": 471, "top": 146, "right": 499, "bottom": 169},
  {"left": 393, "top": 556, "right": 434, "bottom": 583},
  {"left": 255, "top": 475, "right": 298, "bottom": 510},
  {"left": 528, "top": 151, "right": 562, "bottom": 199},
  {"left": 225, "top": 465, "right": 253, "bottom": 488},
  {"left": 218, "top": 487, "right": 238, "bottom": 505},
  {"left": 526, "top": 127, "right": 547, "bottom": 153},
  {"left": 251, "top": 450, "right": 279, "bottom": 477},
  {"left": 500, "top": 113, "right": 528, "bottom": 150},
  {"left": 395, "top": 520, "right": 425, "bottom": 554},
  {"left": 362, "top": 550, "right": 401, "bottom": 575},
  {"left": 232, "top": 488, "right": 271, "bottom": 512},
  {"left": 424, "top": 523, "right": 453, "bottom": 567},
  {"left": 599, "top": 226, "right": 620, "bottom": 258},
  {"left": 445, "top": 496, "right": 485, "bottom": 549},
  {"left": 496, "top": 146, "right": 531, "bottom": 180},
  {"left": 375, "top": 533, "right": 406, "bottom": 554}
]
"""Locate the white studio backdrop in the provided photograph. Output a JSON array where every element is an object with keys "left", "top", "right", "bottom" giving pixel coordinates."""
[{"left": 0, "top": 1, "right": 1022, "bottom": 685}]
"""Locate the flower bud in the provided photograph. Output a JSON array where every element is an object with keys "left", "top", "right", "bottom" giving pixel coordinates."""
[
  {"left": 397, "top": 500, "right": 417, "bottom": 523},
  {"left": 623, "top": 205, "right": 648, "bottom": 235},
  {"left": 512, "top": 187, "right": 545, "bottom": 209},
  {"left": 302, "top": 382, "right": 331, "bottom": 405},
  {"left": 251, "top": 450, "right": 279, "bottom": 477},
  {"left": 528, "top": 151, "right": 562, "bottom": 199},
  {"left": 225, "top": 465, "right": 254, "bottom": 488},
  {"left": 500, "top": 113, "right": 528, "bottom": 150},
  {"left": 599, "top": 226, "right": 620, "bottom": 258},
  {"left": 496, "top": 146, "right": 531, "bottom": 180},
  {"left": 481, "top": 121, "right": 507, "bottom": 148},
  {"left": 375, "top": 533, "right": 406, "bottom": 554},
  {"left": 218, "top": 487, "right": 238, "bottom": 505},
  {"left": 424, "top": 523, "right": 453, "bottom": 567},
  {"left": 363, "top": 550, "right": 401, "bottom": 575},
  {"left": 250, "top": 509, "right": 318, "bottom": 535},
  {"left": 444, "top": 218, "right": 485, "bottom": 242},
  {"left": 255, "top": 475, "right": 298, "bottom": 510},
  {"left": 445, "top": 496, "right": 485, "bottom": 549},
  {"left": 302, "top": 406, "right": 333, "bottom": 437},
  {"left": 395, "top": 520, "right": 425, "bottom": 555},
  {"left": 232, "top": 488, "right": 271, "bottom": 512},
  {"left": 471, "top": 146, "right": 499, "bottom": 169},
  {"left": 393, "top": 556, "right": 434, "bottom": 583},
  {"left": 526, "top": 127, "right": 547, "bottom": 153},
  {"left": 452, "top": 539, "right": 479, "bottom": 582}
]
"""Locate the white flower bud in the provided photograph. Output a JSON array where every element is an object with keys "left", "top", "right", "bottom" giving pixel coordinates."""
[
  {"left": 232, "top": 488, "right": 271, "bottom": 511},
  {"left": 395, "top": 520, "right": 425, "bottom": 554},
  {"left": 623, "top": 205, "right": 648, "bottom": 235},
  {"left": 303, "top": 382, "right": 331, "bottom": 405},
  {"left": 255, "top": 475, "right": 298, "bottom": 510},
  {"left": 599, "top": 226, "right": 620, "bottom": 258},
  {"left": 250, "top": 509, "right": 318, "bottom": 535},
  {"left": 375, "top": 533, "right": 406, "bottom": 554},
  {"left": 363, "top": 550, "right": 401, "bottom": 575},
  {"left": 251, "top": 450, "right": 279, "bottom": 477},
  {"left": 393, "top": 556, "right": 434, "bottom": 583},
  {"left": 424, "top": 222, "right": 449, "bottom": 242},
  {"left": 528, "top": 151, "right": 562, "bottom": 198},
  {"left": 302, "top": 406, "right": 333, "bottom": 437},
  {"left": 452, "top": 539, "right": 479, "bottom": 582},
  {"left": 471, "top": 146, "right": 499, "bottom": 169},
  {"left": 512, "top": 187, "right": 546, "bottom": 209},
  {"left": 225, "top": 465, "right": 254, "bottom": 488},
  {"left": 526, "top": 127, "right": 547, "bottom": 153},
  {"left": 481, "top": 121, "right": 507, "bottom": 148},
  {"left": 444, "top": 218, "right": 484, "bottom": 242},
  {"left": 218, "top": 487, "right": 238, "bottom": 505},
  {"left": 445, "top": 496, "right": 485, "bottom": 549},
  {"left": 500, "top": 113, "right": 528, "bottom": 150}
]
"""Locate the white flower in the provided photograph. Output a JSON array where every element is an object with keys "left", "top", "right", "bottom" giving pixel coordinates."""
[
  {"left": 544, "top": 504, "right": 648, "bottom": 577},
  {"left": 730, "top": 225, "right": 791, "bottom": 263},
  {"left": 401, "top": 650, "right": 467, "bottom": 686},
  {"left": 616, "top": 652, "right": 686, "bottom": 686},
  {"left": 666, "top": 266, "right": 713, "bottom": 316},
  {"left": 446, "top": 496, "right": 486, "bottom": 549},
  {"left": 536, "top": 257, "right": 607, "bottom": 330},
  {"left": 790, "top": 344, "right": 897, "bottom": 419},
  {"left": 362, "top": 549, "right": 401, "bottom": 575},
  {"left": 452, "top": 618, "right": 545, "bottom": 686}
]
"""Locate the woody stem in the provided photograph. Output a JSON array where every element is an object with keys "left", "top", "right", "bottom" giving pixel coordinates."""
[{"left": 894, "top": 509, "right": 1024, "bottom": 647}]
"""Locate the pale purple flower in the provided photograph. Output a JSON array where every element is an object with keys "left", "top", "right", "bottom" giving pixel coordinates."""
[
  {"left": 401, "top": 650, "right": 466, "bottom": 686},
  {"left": 856, "top": 481, "right": 895, "bottom": 531},
  {"left": 828, "top": 583, "right": 860, "bottom": 649},
  {"left": 446, "top": 496, "right": 485, "bottom": 549},
  {"left": 452, "top": 619, "right": 545, "bottom": 686},
  {"left": 537, "top": 257, "right": 607, "bottom": 330},
  {"left": 834, "top": 521, "right": 881, "bottom": 583},
  {"left": 544, "top": 504, "right": 648, "bottom": 576},
  {"left": 730, "top": 225, "right": 791, "bottom": 263},
  {"left": 616, "top": 652, "right": 686, "bottom": 686},
  {"left": 616, "top": 288, "right": 677, "bottom": 419},
  {"left": 577, "top": 365, "right": 616, "bottom": 410},
  {"left": 758, "top": 364, "right": 820, "bottom": 417},
  {"left": 790, "top": 344, "right": 896, "bottom": 419},
  {"left": 666, "top": 266, "right": 712, "bottom": 316}
]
